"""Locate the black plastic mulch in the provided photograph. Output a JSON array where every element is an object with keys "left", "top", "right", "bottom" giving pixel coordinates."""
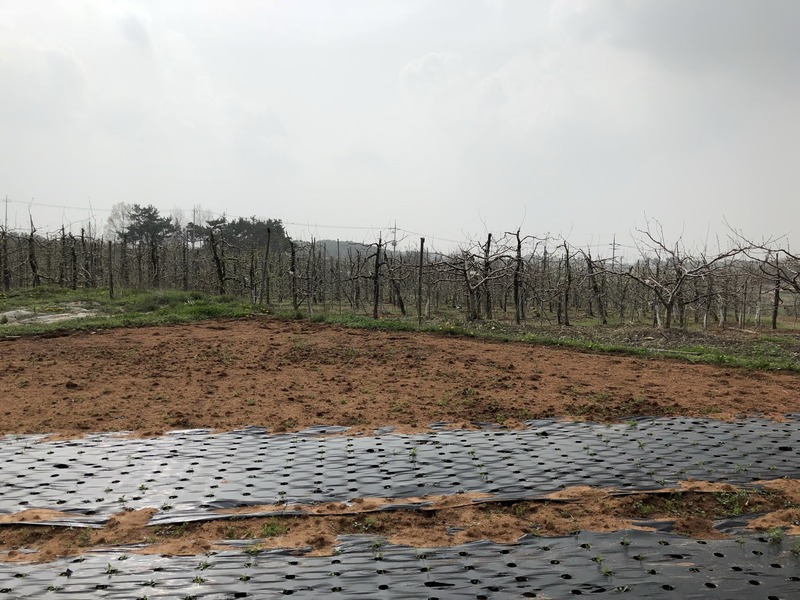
[
  {"left": 0, "top": 417, "right": 798, "bottom": 525},
  {"left": 1, "top": 530, "right": 798, "bottom": 598}
]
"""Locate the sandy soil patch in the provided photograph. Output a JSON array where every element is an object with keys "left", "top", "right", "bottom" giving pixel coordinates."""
[{"left": 0, "top": 318, "right": 797, "bottom": 438}]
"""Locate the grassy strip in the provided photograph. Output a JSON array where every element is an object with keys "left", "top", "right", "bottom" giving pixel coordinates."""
[
  {"left": 0, "top": 288, "right": 259, "bottom": 336},
  {"left": 3, "top": 287, "right": 800, "bottom": 372},
  {"left": 303, "top": 312, "right": 800, "bottom": 373}
]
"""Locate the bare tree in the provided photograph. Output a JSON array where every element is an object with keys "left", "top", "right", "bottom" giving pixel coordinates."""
[
  {"left": 582, "top": 249, "right": 608, "bottom": 325},
  {"left": 441, "top": 235, "right": 512, "bottom": 320},
  {"left": 504, "top": 229, "right": 539, "bottom": 325},
  {"left": 27, "top": 215, "right": 40, "bottom": 287},
  {"left": 608, "top": 222, "right": 742, "bottom": 329}
]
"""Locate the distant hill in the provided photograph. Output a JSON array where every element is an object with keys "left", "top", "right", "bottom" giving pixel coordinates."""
[{"left": 301, "top": 239, "right": 372, "bottom": 258}]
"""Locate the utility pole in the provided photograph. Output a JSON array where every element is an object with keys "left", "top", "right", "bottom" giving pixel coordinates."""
[{"left": 610, "top": 234, "right": 617, "bottom": 271}]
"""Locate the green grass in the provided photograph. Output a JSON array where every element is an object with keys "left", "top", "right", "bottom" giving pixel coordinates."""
[
  {"left": 260, "top": 518, "right": 288, "bottom": 538},
  {"left": 0, "top": 287, "right": 259, "bottom": 335},
  {"left": 4, "top": 286, "right": 800, "bottom": 372},
  {"left": 303, "top": 311, "right": 800, "bottom": 372}
]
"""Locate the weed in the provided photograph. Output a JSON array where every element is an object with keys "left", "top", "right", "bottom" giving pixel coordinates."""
[
  {"left": 261, "top": 518, "right": 288, "bottom": 538},
  {"left": 348, "top": 516, "right": 378, "bottom": 533},
  {"left": 765, "top": 527, "right": 784, "bottom": 544},
  {"left": 790, "top": 540, "right": 800, "bottom": 556},
  {"left": 633, "top": 502, "right": 655, "bottom": 516},
  {"left": 715, "top": 490, "right": 749, "bottom": 516},
  {"left": 77, "top": 529, "right": 92, "bottom": 547}
]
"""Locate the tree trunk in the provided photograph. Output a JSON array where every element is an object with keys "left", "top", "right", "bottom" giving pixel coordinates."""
[
  {"left": 467, "top": 286, "right": 479, "bottom": 321},
  {"left": 372, "top": 238, "right": 382, "bottom": 319},
  {"left": 562, "top": 243, "right": 571, "bottom": 326},
  {"left": 58, "top": 227, "right": 66, "bottom": 287},
  {"left": 208, "top": 228, "right": 226, "bottom": 295},
  {"left": 585, "top": 252, "right": 607, "bottom": 325},
  {"left": 0, "top": 229, "right": 7, "bottom": 291},
  {"left": 182, "top": 231, "right": 189, "bottom": 292},
  {"left": 120, "top": 235, "right": 129, "bottom": 287},
  {"left": 307, "top": 239, "right": 315, "bottom": 315},
  {"left": 27, "top": 217, "right": 40, "bottom": 288},
  {"left": 150, "top": 241, "right": 159, "bottom": 288},
  {"left": 482, "top": 233, "right": 493, "bottom": 319},
  {"left": 417, "top": 237, "right": 425, "bottom": 326},
  {"left": 772, "top": 258, "right": 781, "bottom": 330},
  {"left": 70, "top": 235, "right": 78, "bottom": 290},
  {"left": 664, "top": 300, "right": 674, "bottom": 329},
  {"left": 260, "top": 227, "right": 272, "bottom": 305},
  {"left": 391, "top": 278, "right": 406, "bottom": 316},
  {"left": 513, "top": 231, "right": 523, "bottom": 325},
  {"left": 290, "top": 241, "right": 298, "bottom": 310},
  {"left": 108, "top": 240, "right": 114, "bottom": 299}
]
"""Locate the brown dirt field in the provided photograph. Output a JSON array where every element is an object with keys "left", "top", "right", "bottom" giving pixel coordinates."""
[{"left": 0, "top": 317, "right": 798, "bottom": 438}]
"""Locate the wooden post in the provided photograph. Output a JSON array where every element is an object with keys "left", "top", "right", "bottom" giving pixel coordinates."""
[
  {"left": 0, "top": 228, "right": 8, "bottom": 291},
  {"left": 417, "top": 237, "right": 425, "bottom": 326},
  {"left": 337, "top": 239, "right": 342, "bottom": 315},
  {"left": 513, "top": 230, "right": 522, "bottom": 325},
  {"left": 108, "top": 240, "right": 114, "bottom": 299},
  {"left": 260, "top": 227, "right": 271, "bottom": 305},
  {"left": 563, "top": 242, "right": 571, "bottom": 326},
  {"left": 290, "top": 241, "right": 298, "bottom": 311},
  {"left": 182, "top": 230, "right": 189, "bottom": 291},
  {"left": 372, "top": 238, "right": 382, "bottom": 319},
  {"left": 307, "top": 239, "right": 314, "bottom": 315}
]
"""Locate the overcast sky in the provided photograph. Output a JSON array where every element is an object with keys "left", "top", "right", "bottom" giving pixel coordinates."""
[{"left": 1, "top": 0, "right": 798, "bottom": 254}]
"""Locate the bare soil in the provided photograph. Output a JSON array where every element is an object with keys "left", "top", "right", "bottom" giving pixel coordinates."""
[
  {"left": 1, "top": 318, "right": 799, "bottom": 562},
  {"left": 0, "top": 318, "right": 798, "bottom": 438},
  {"left": 0, "top": 481, "right": 796, "bottom": 563}
]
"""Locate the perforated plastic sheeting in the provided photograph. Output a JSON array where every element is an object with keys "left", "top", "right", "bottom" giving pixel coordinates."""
[
  {"left": 0, "top": 417, "right": 798, "bottom": 523},
  {"left": 0, "top": 530, "right": 798, "bottom": 598}
]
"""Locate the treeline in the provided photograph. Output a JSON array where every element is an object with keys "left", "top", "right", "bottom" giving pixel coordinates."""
[{"left": 1, "top": 205, "right": 799, "bottom": 329}]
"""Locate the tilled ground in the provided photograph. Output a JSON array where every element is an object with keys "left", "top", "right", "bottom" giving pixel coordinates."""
[{"left": 0, "top": 317, "right": 798, "bottom": 438}]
